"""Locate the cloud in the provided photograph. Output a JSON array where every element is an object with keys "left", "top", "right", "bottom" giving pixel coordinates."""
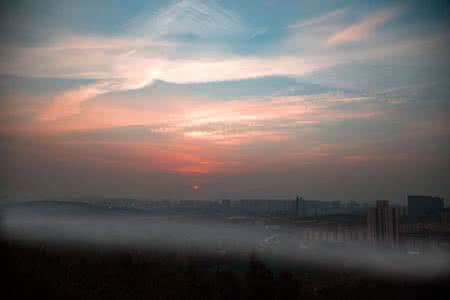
[
  {"left": 0, "top": 0, "right": 330, "bottom": 121},
  {"left": 38, "top": 82, "right": 111, "bottom": 121},
  {"left": 19, "top": 88, "right": 396, "bottom": 176},
  {"left": 0, "top": 2, "right": 437, "bottom": 123},
  {"left": 289, "top": 9, "right": 346, "bottom": 29},
  {"left": 52, "top": 92, "right": 384, "bottom": 146},
  {"left": 325, "top": 6, "right": 402, "bottom": 46},
  {"left": 30, "top": 51, "right": 332, "bottom": 121},
  {"left": 140, "top": 0, "right": 250, "bottom": 39},
  {"left": 159, "top": 56, "right": 330, "bottom": 83}
]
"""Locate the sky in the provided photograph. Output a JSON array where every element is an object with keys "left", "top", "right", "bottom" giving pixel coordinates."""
[{"left": 0, "top": 0, "right": 449, "bottom": 203}]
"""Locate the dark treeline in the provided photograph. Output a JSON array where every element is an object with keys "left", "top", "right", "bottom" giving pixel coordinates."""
[{"left": 2, "top": 238, "right": 449, "bottom": 300}]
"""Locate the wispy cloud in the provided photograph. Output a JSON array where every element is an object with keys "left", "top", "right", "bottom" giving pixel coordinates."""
[
  {"left": 34, "top": 90, "right": 389, "bottom": 174},
  {"left": 325, "top": 6, "right": 402, "bottom": 46},
  {"left": 289, "top": 9, "right": 346, "bottom": 29},
  {"left": 30, "top": 51, "right": 331, "bottom": 121},
  {"left": 140, "top": 0, "right": 251, "bottom": 39},
  {"left": 0, "top": 1, "right": 437, "bottom": 124},
  {"left": 3, "top": 0, "right": 326, "bottom": 121},
  {"left": 38, "top": 82, "right": 116, "bottom": 121}
]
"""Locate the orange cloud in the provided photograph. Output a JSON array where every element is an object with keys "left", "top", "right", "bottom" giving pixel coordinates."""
[{"left": 6, "top": 88, "right": 394, "bottom": 176}]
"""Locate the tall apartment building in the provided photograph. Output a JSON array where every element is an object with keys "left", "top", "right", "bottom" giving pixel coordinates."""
[{"left": 367, "top": 200, "right": 399, "bottom": 243}]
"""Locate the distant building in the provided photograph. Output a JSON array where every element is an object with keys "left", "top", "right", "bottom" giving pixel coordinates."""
[
  {"left": 238, "top": 199, "right": 295, "bottom": 215},
  {"left": 394, "top": 206, "right": 408, "bottom": 217},
  {"left": 441, "top": 208, "right": 450, "bottom": 225},
  {"left": 295, "top": 195, "right": 306, "bottom": 217},
  {"left": 221, "top": 199, "right": 231, "bottom": 208},
  {"left": 408, "top": 195, "right": 444, "bottom": 222},
  {"left": 367, "top": 208, "right": 377, "bottom": 241},
  {"left": 367, "top": 200, "right": 399, "bottom": 243},
  {"left": 331, "top": 201, "right": 341, "bottom": 209},
  {"left": 233, "top": 198, "right": 366, "bottom": 217}
]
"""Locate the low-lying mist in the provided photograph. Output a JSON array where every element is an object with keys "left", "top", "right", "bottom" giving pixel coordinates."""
[{"left": 1, "top": 201, "right": 449, "bottom": 278}]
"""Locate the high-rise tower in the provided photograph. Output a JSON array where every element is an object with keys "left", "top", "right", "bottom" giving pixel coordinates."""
[{"left": 367, "top": 200, "right": 399, "bottom": 243}]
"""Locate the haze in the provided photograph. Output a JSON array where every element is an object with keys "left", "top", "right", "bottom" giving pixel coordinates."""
[{"left": 2, "top": 202, "right": 449, "bottom": 277}]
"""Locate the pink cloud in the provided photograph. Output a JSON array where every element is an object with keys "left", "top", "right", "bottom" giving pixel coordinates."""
[
  {"left": 38, "top": 83, "right": 110, "bottom": 121},
  {"left": 326, "top": 7, "right": 401, "bottom": 46},
  {"left": 6, "top": 86, "right": 401, "bottom": 176}
]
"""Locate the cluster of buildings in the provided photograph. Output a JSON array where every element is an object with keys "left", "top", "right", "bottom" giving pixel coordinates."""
[
  {"left": 367, "top": 195, "right": 446, "bottom": 243},
  {"left": 95, "top": 197, "right": 367, "bottom": 216},
  {"left": 93, "top": 195, "right": 445, "bottom": 224},
  {"left": 224, "top": 197, "right": 367, "bottom": 216},
  {"left": 91, "top": 194, "right": 447, "bottom": 249}
]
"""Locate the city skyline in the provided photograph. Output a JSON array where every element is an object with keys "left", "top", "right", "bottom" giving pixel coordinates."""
[{"left": 1, "top": 0, "right": 450, "bottom": 201}]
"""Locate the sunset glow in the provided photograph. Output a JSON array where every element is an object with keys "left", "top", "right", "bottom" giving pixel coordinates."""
[{"left": 1, "top": 0, "right": 449, "bottom": 201}]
